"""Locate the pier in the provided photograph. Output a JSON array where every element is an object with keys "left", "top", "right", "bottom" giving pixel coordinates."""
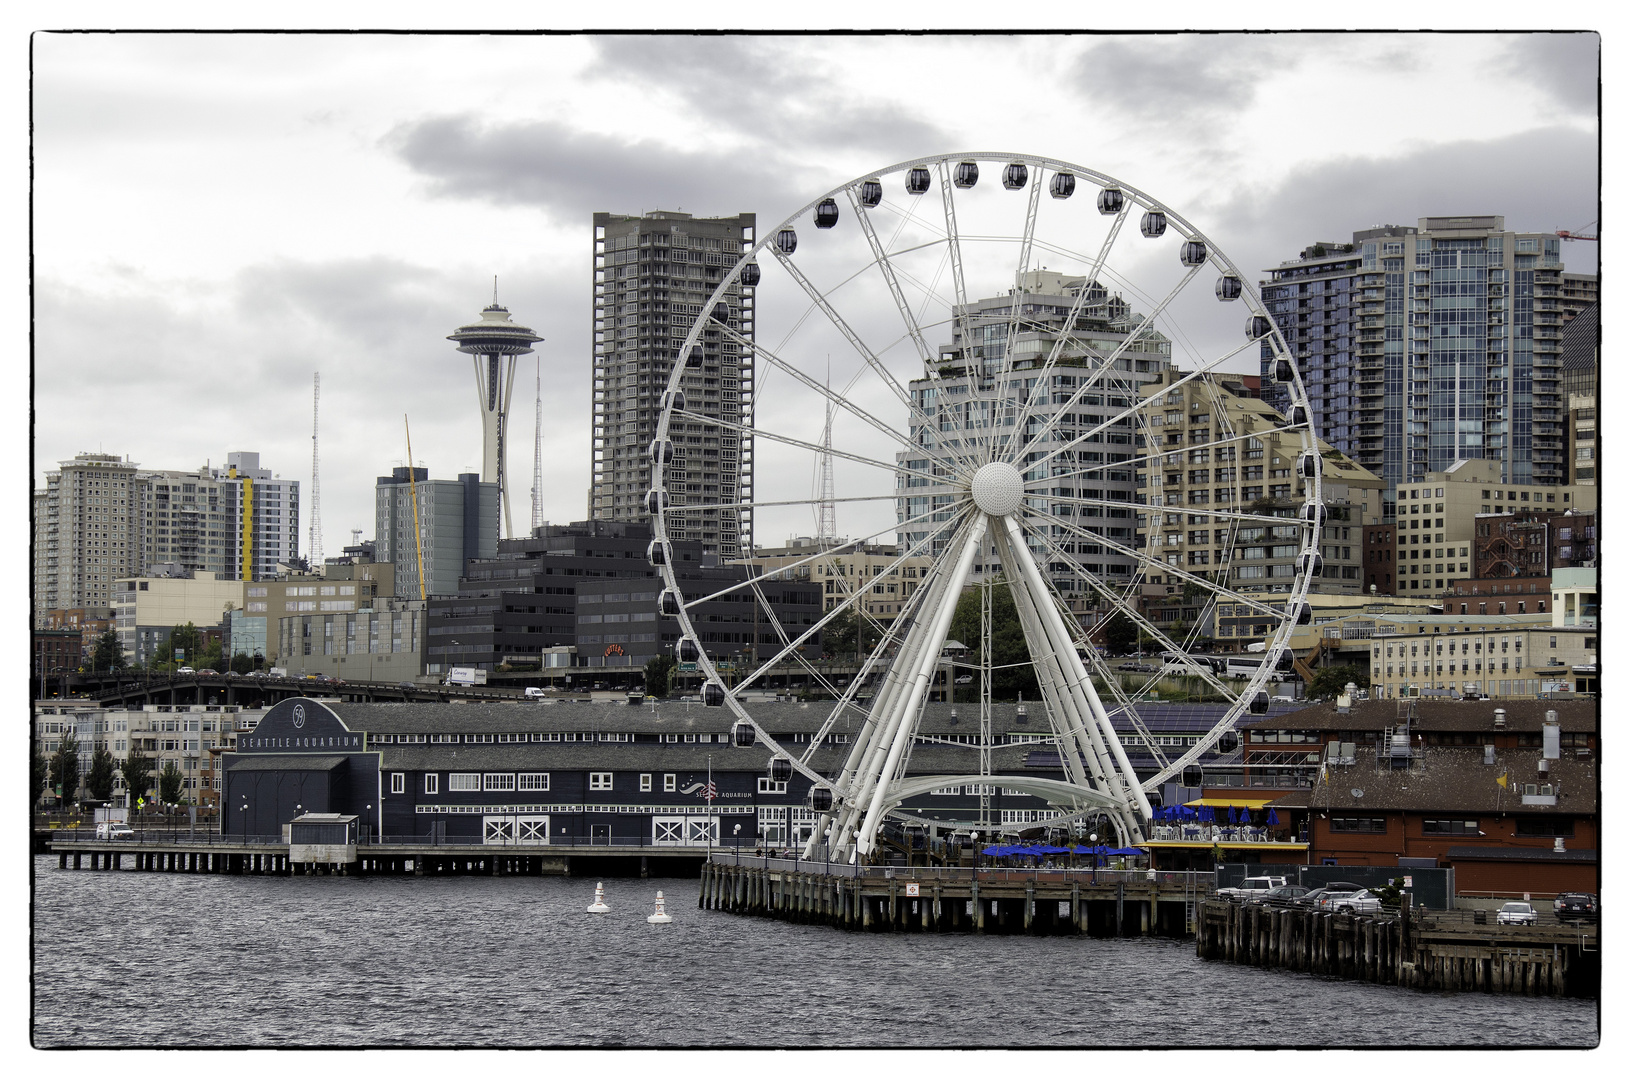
[
  {"left": 1194, "top": 898, "right": 1598, "bottom": 997},
  {"left": 48, "top": 834, "right": 711, "bottom": 878},
  {"left": 697, "top": 853, "right": 1207, "bottom": 936}
]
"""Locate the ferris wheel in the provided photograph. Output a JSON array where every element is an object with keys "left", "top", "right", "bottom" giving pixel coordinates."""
[{"left": 650, "top": 153, "right": 1321, "bottom": 860}]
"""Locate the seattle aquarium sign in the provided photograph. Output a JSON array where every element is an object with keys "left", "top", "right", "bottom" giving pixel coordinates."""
[{"left": 238, "top": 697, "right": 365, "bottom": 752}]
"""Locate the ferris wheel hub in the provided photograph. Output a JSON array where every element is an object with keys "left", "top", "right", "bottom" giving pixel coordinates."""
[{"left": 969, "top": 461, "right": 1025, "bottom": 516}]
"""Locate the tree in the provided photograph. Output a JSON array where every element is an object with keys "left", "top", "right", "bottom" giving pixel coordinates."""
[
  {"left": 1102, "top": 611, "right": 1139, "bottom": 655},
  {"left": 643, "top": 653, "right": 676, "bottom": 698},
  {"left": 1308, "top": 664, "right": 1371, "bottom": 700},
  {"left": 821, "top": 606, "right": 881, "bottom": 660},
  {"left": 230, "top": 651, "right": 255, "bottom": 675},
  {"left": 121, "top": 752, "right": 153, "bottom": 809},
  {"left": 32, "top": 746, "right": 50, "bottom": 809},
  {"left": 50, "top": 734, "right": 81, "bottom": 810},
  {"left": 149, "top": 621, "right": 204, "bottom": 670},
  {"left": 89, "top": 628, "right": 128, "bottom": 673},
  {"left": 947, "top": 581, "right": 1040, "bottom": 704},
  {"left": 85, "top": 746, "right": 117, "bottom": 802},
  {"left": 199, "top": 637, "right": 225, "bottom": 671},
  {"left": 158, "top": 760, "right": 185, "bottom": 805}
]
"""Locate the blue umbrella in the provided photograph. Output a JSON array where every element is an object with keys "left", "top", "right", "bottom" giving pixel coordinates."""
[
  {"left": 1268, "top": 807, "right": 1281, "bottom": 826},
  {"left": 1227, "top": 806, "right": 1238, "bottom": 824},
  {"left": 981, "top": 845, "right": 1006, "bottom": 856}
]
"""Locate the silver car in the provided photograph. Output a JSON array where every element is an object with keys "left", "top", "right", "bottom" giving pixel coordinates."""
[
  {"left": 1496, "top": 901, "right": 1538, "bottom": 926},
  {"left": 1317, "top": 888, "right": 1384, "bottom": 915}
]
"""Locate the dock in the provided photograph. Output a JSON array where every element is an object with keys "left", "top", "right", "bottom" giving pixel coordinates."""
[
  {"left": 1194, "top": 898, "right": 1598, "bottom": 997},
  {"left": 697, "top": 853, "right": 1208, "bottom": 935}
]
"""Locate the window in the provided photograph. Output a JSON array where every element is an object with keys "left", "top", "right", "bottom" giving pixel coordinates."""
[
  {"left": 640, "top": 773, "right": 652, "bottom": 792},
  {"left": 391, "top": 772, "right": 405, "bottom": 794},
  {"left": 589, "top": 772, "right": 613, "bottom": 791},
  {"left": 1329, "top": 817, "right": 1387, "bottom": 833},
  {"left": 1421, "top": 819, "right": 1480, "bottom": 835},
  {"left": 483, "top": 773, "right": 516, "bottom": 791},
  {"left": 449, "top": 773, "right": 481, "bottom": 792},
  {"left": 424, "top": 773, "right": 439, "bottom": 794},
  {"left": 518, "top": 773, "right": 550, "bottom": 791},
  {"left": 663, "top": 773, "right": 676, "bottom": 792},
  {"left": 757, "top": 778, "right": 788, "bottom": 794},
  {"left": 1515, "top": 816, "right": 1574, "bottom": 837}
]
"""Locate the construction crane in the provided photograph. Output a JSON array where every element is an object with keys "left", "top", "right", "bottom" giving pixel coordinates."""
[{"left": 1556, "top": 220, "right": 1597, "bottom": 242}]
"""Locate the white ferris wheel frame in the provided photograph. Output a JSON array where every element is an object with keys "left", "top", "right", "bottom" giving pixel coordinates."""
[{"left": 648, "top": 152, "right": 1322, "bottom": 860}]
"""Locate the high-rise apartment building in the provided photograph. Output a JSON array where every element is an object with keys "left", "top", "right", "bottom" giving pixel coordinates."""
[
  {"left": 1559, "top": 272, "right": 1598, "bottom": 321},
  {"left": 896, "top": 271, "right": 1172, "bottom": 596},
  {"left": 589, "top": 210, "right": 756, "bottom": 557},
  {"left": 374, "top": 467, "right": 498, "bottom": 599},
  {"left": 1261, "top": 217, "right": 1575, "bottom": 513},
  {"left": 36, "top": 453, "right": 143, "bottom": 613},
  {"left": 1560, "top": 303, "right": 1597, "bottom": 399},
  {"left": 213, "top": 451, "right": 301, "bottom": 580},
  {"left": 132, "top": 466, "right": 232, "bottom": 577}
]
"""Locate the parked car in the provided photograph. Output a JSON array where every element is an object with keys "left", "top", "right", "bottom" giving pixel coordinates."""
[
  {"left": 1316, "top": 888, "right": 1384, "bottom": 915},
  {"left": 1553, "top": 893, "right": 1597, "bottom": 923},
  {"left": 1117, "top": 662, "right": 1155, "bottom": 672},
  {"left": 1250, "top": 884, "right": 1313, "bottom": 908},
  {"left": 1290, "top": 882, "right": 1364, "bottom": 909},
  {"left": 1216, "top": 876, "right": 1288, "bottom": 903},
  {"left": 95, "top": 822, "right": 135, "bottom": 840},
  {"left": 1496, "top": 901, "right": 1538, "bottom": 926},
  {"left": 954, "top": 675, "right": 974, "bottom": 684}
]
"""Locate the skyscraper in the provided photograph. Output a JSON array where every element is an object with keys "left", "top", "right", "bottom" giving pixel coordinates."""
[
  {"left": 1261, "top": 216, "right": 1574, "bottom": 516},
  {"left": 35, "top": 452, "right": 142, "bottom": 612},
  {"left": 214, "top": 451, "right": 301, "bottom": 581},
  {"left": 374, "top": 467, "right": 498, "bottom": 598},
  {"left": 589, "top": 210, "right": 756, "bottom": 557},
  {"left": 447, "top": 303, "right": 542, "bottom": 539}
]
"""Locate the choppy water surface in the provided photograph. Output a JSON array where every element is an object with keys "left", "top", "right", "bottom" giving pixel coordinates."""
[{"left": 32, "top": 856, "right": 1597, "bottom": 1048}]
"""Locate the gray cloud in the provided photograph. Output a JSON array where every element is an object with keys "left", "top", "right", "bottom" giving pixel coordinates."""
[
  {"left": 384, "top": 114, "right": 802, "bottom": 224},
  {"left": 1069, "top": 35, "right": 1297, "bottom": 134},
  {"left": 1500, "top": 32, "right": 1599, "bottom": 115},
  {"left": 584, "top": 36, "right": 952, "bottom": 158}
]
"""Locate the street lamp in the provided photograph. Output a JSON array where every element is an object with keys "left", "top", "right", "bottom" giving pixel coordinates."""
[{"left": 239, "top": 799, "right": 249, "bottom": 844}]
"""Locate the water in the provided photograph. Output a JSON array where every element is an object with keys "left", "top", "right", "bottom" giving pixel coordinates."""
[{"left": 32, "top": 857, "right": 1597, "bottom": 1048}]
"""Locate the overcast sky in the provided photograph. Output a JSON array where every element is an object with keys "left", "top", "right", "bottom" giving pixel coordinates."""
[{"left": 26, "top": 29, "right": 1599, "bottom": 560}]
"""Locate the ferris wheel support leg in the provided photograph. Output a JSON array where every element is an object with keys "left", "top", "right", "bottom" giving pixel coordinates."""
[
  {"left": 853, "top": 516, "right": 988, "bottom": 858},
  {"left": 827, "top": 528, "right": 967, "bottom": 857},
  {"left": 999, "top": 514, "right": 1153, "bottom": 831},
  {"left": 994, "top": 524, "right": 1131, "bottom": 838}
]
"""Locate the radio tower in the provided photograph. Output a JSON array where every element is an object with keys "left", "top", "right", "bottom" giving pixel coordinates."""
[
  {"left": 530, "top": 356, "right": 545, "bottom": 534},
  {"left": 308, "top": 372, "right": 323, "bottom": 565},
  {"left": 816, "top": 363, "right": 837, "bottom": 545},
  {"left": 447, "top": 282, "right": 542, "bottom": 538}
]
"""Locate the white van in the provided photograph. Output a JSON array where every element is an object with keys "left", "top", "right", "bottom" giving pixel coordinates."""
[
  {"left": 95, "top": 822, "right": 135, "bottom": 840},
  {"left": 523, "top": 687, "right": 548, "bottom": 699}
]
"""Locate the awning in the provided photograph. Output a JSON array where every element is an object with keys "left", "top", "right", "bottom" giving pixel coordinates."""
[{"left": 1183, "top": 798, "right": 1273, "bottom": 809}]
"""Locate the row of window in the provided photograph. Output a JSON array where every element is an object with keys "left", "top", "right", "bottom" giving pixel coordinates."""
[
  {"left": 395, "top": 772, "right": 788, "bottom": 796},
  {"left": 1329, "top": 816, "right": 1574, "bottom": 836}
]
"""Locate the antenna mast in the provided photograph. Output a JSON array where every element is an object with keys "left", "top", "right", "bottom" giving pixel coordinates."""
[
  {"left": 817, "top": 360, "right": 837, "bottom": 544},
  {"left": 308, "top": 372, "right": 323, "bottom": 565},
  {"left": 531, "top": 355, "right": 544, "bottom": 533}
]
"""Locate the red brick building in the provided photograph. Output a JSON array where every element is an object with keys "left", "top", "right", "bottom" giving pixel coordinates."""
[
  {"left": 1473, "top": 509, "right": 1597, "bottom": 579},
  {"left": 1217, "top": 699, "right": 1596, "bottom": 898},
  {"left": 1363, "top": 523, "right": 1396, "bottom": 594}
]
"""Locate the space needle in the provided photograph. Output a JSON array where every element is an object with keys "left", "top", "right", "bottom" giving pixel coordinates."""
[{"left": 447, "top": 298, "right": 542, "bottom": 537}]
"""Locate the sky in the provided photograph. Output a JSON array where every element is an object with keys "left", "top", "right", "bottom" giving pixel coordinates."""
[{"left": 25, "top": 27, "right": 1601, "bottom": 557}]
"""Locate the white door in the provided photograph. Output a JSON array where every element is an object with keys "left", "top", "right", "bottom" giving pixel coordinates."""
[
  {"left": 652, "top": 816, "right": 686, "bottom": 846},
  {"left": 515, "top": 815, "right": 549, "bottom": 843},
  {"left": 482, "top": 816, "right": 515, "bottom": 845},
  {"left": 686, "top": 816, "right": 719, "bottom": 845}
]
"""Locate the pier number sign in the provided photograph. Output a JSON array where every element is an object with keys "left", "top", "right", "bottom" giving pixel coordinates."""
[{"left": 905, "top": 883, "right": 920, "bottom": 897}]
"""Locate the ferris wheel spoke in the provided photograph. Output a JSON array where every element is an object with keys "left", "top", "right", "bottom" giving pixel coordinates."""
[
  {"left": 1026, "top": 338, "right": 1266, "bottom": 476},
  {"left": 669, "top": 492, "right": 909, "bottom": 515},
  {"left": 674, "top": 498, "right": 962, "bottom": 611},
  {"left": 712, "top": 322, "right": 946, "bottom": 467},
  {"left": 667, "top": 407, "right": 945, "bottom": 488},
  {"left": 1008, "top": 200, "right": 1133, "bottom": 453},
  {"left": 1020, "top": 260, "right": 1205, "bottom": 457},
  {"left": 768, "top": 249, "right": 926, "bottom": 432},
  {"left": 725, "top": 509, "right": 970, "bottom": 696},
  {"left": 1027, "top": 492, "right": 1292, "bottom": 531},
  {"left": 937, "top": 161, "right": 973, "bottom": 357},
  {"left": 1049, "top": 419, "right": 1314, "bottom": 480},
  {"left": 1024, "top": 506, "right": 1291, "bottom": 621}
]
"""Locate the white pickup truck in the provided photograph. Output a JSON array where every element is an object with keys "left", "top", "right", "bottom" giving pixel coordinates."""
[{"left": 1215, "top": 875, "right": 1288, "bottom": 903}]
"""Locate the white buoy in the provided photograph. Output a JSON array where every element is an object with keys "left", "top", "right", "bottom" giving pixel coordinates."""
[
  {"left": 646, "top": 890, "right": 673, "bottom": 924},
  {"left": 587, "top": 881, "right": 610, "bottom": 914}
]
